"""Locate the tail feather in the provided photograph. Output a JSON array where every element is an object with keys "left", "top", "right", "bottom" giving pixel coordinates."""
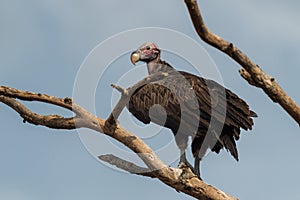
[
  {"left": 222, "top": 134, "right": 239, "bottom": 161},
  {"left": 250, "top": 110, "right": 258, "bottom": 118}
]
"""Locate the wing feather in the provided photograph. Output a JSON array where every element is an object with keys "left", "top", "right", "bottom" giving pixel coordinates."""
[{"left": 128, "top": 69, "right": 256, "bottom": 160}]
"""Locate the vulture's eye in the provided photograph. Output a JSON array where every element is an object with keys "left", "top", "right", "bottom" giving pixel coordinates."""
[{"left": 146, "top": 46, "right": 150, "bottom": 50}]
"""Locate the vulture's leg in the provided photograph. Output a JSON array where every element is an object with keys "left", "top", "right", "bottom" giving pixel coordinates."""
[
  {"left": 194, "top": 156, "right": 202, "bottom": 180},
  {"left": 179, "top": 149, "right": 195, "bottom": 173},
  {"left": 179, "top": 150, "right": 189, "bottom": 165},
  {"left": 175, "top": 132, "right": 195, "bottom": 172}
]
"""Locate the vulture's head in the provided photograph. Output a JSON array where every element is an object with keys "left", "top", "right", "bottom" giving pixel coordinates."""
[{"left": 130, "top": 42, "right": 160, "bottom": 65}]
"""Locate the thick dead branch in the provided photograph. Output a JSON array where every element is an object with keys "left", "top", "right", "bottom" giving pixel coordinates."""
[
  {"left": 0, "top": 85, "right": 236, "bottom": 200},
  {"left": 185, "top": 0, "right": 300, "bottom": 126},
  {"left": 99, "top": 154, "right": 237, "bottom": 200}
]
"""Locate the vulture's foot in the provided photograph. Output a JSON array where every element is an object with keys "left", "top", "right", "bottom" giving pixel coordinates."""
[{"left": 178, "top": 161, "right": 202, "bottom": 180}]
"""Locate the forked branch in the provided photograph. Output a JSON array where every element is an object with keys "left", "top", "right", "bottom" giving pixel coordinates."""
[
  {"left": 1, "top": 1, "right": 298, "bottom": 200},
  {"left": 185, "top": 0, "right": 300, "bottom": 126},
  {"left": 0, "top": 74, "right": 237, "bottom": 200}
]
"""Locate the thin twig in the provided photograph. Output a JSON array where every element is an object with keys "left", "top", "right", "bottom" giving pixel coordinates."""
[
  {"left": 111, "top": 84, "right": 128, "bottom": 95},
  {"left": 98, "top": 154, "right": 157, "bottom": 178}
]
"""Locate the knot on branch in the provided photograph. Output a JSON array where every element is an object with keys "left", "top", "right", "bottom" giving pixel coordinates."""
[
  {"left": 64, "top": 97, "right": 72, "bottom": 104},
  {"left": 239, "top": 68, "right": 256, "bottom": 86},
  {"left": 104, "top": 118, "right": 118, "bottom": 135},
  {"left": 239, "top": 68, "right": 278, "bottom": 102},
  {"left": 224, "top": 43, "right": 235, "bottom": 57}
]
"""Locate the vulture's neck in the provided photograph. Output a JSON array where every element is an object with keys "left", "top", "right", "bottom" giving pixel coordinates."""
[{"left": 147, "top": 59, "right": 175, "bottom": 75}]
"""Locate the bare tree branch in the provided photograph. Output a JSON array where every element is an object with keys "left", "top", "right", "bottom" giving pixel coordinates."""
[
  {"left": 98, "top": 154, "right": 158, "bottom": 178},
  {"left": 2, "top": 1, "right": 298, "bottom": 199},
  {"left": 184, "top": 0, "right": 300, "bottom": 126},
  {"left": 0, "top": 84, "right": 237, "bottom": 200}
]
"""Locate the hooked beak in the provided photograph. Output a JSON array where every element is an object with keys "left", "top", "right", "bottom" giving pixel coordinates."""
[{"left": 130, "top": 51, "right": 140, "bottom": 65}]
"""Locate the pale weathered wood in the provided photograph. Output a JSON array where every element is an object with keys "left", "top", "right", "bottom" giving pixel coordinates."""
[
  {"left": 0, "top": 84, "right": 237, "bottom": 200},
  {"left": 2, "top": 2, "right": 297, "bottom": 199},
  {"left": 185, "top": 0, "right": 300, "bottom": 126}
]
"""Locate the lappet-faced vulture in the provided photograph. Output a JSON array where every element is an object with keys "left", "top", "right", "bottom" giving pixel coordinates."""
[{"left": 128, "top": 42, "right": 256, "bottom": 178}]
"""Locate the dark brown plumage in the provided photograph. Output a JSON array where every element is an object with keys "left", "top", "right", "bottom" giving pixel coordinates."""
[{"left": 128, "top": 42, "right": 256, "bottom": 178}]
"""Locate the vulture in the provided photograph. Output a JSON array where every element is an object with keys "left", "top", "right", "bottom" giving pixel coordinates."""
[{"left": 128, "top": 42, "right": 256, "bottom": 178}]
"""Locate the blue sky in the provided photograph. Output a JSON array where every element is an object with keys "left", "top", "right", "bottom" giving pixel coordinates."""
[{"left": 1, "top": 1, "right": 300, "bottom": 200}]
